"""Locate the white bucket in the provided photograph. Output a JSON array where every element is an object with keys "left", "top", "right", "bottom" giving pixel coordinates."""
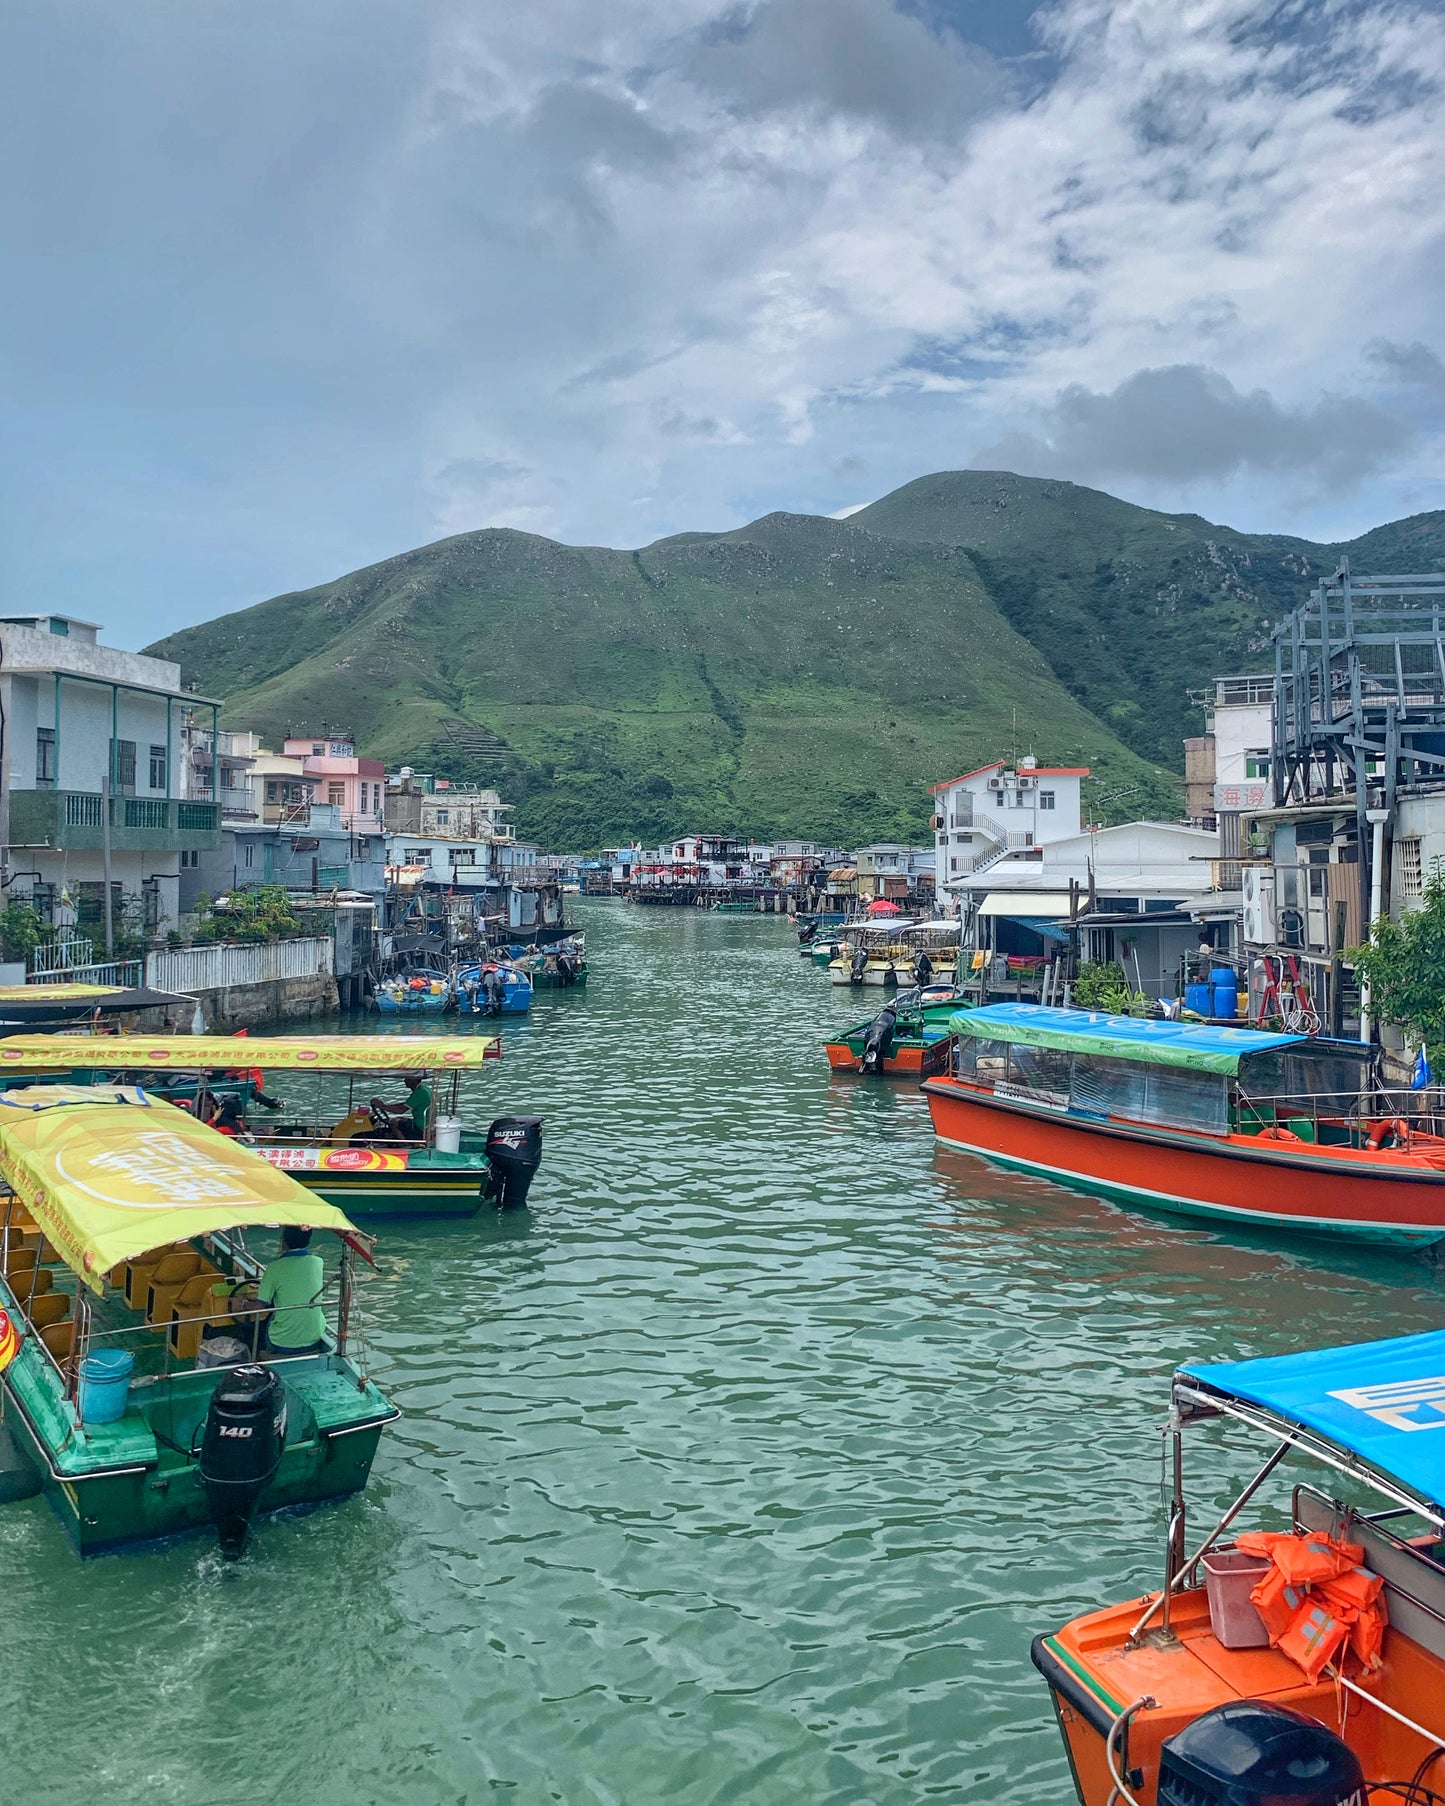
[{"left": 434, "top": 1115, "right": 463, "bottom": 1154}]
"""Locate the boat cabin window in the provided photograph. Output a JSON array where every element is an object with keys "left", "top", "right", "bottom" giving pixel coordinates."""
[
  {"left": 1068, "top": 1054, "right": 1229, "bottom": 1133},
  {"left": 955, "top": 1036, "right": 1008, "bottom": 1080},
  {"left": 1000, "top": 1041, "right": 1073, "bottom": 1103},
  {"left": 1237, "top": 1048, "right": 1370, "bottom": 1113}
]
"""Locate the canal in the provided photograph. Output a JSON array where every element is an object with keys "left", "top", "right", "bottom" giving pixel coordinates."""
[{"left": 4, "top": 898, "right": 1444, "bottom": 1803}]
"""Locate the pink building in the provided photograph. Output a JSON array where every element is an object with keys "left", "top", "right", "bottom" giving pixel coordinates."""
[{"left": 283, "top": 733, "right": 384, "bottom": 832}]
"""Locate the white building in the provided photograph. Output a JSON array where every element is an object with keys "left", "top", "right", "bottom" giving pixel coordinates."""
[
  {"left": 930, "top": 759, "right": 1089, "bottom": 902},
  {"left": 0, "top": 613, "right": 221, "bottom": 945}
]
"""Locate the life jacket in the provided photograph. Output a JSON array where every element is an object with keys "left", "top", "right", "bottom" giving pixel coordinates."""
[{"left": 1367, "top": 1118, "right": 1409, "bottom": 1150}]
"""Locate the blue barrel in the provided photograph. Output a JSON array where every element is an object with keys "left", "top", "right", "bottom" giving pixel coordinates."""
[
  {"left": 78, "top": 1348, "right": 135, "bottom": 1426},
  {"left": 1185, "top": 982, "right": 1212, "bottom": 1016},
  {"left": 1209, "top": 967, "right": 1235, "bottom": 987},
  {"left": 1213, "top": 983, "right": 1239, "bottom": 1020}
]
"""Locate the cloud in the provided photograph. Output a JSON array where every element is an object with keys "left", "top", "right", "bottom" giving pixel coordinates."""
[
  {"left": 971, "top": 364, "right": 1415, "bottom": 489},
  {"left": 1366, "top": 339, "right": 1445, "bottom": 402}
]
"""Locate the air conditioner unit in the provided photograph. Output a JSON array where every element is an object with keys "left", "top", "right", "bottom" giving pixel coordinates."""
[
  {"left": 987, "top": 777, "right": 1004, "bottom": 791},
  {"left": 1017, "top": 775, "right": 1035, "bottom": 790}
]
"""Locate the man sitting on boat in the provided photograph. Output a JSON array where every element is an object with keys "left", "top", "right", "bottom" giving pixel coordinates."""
[
  {"left": 257, "top": 1225, "right": 328, "bottom": 1358},
  {"left": 366, "top": 1073, "right": 433, "bottom": 1143},
  {"left": 207, "top": 1094, "right": 254, "bottom": 1141}
]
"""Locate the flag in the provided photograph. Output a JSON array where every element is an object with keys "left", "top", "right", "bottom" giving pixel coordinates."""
[{"left": 1412, "top": 1045, "right": 1433, "bottom": 1090}]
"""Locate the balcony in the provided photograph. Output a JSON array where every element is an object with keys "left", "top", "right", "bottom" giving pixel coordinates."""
[{"left": 9, "top": 789, "right": 222, "bottom": 854}]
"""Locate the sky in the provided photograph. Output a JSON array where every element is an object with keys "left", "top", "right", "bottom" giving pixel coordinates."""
[{"left": 2, "top": 0, "right": 1444, "bottom": 646}]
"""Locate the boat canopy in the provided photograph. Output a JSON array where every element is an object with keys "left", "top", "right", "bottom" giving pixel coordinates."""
[
  {"left": 0, "top": 1086, "right": 357, "bottom": 1292},
  {"left": 950, "top": 1003, "right": 1304, "bottom": 1075},
  {"left": 0, "top": 984, "right": 195, "bottom": 1025},
  {"left": 0, "top": 1034, "right": 501, "bottom": 1072},
  {"left": 1180, "top": 1329, "right": 1445, "bottom": 1512}
]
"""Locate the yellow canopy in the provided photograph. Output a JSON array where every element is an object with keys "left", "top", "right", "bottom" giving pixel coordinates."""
[
  {"left": 0, "top": 1086, "right": 357, "bottom": 1292},
  {"left": 0, "top": 984, "right": 119, "bottom": 1003},
  {"left": 0, "top": 1034, "right": 501, "bottom": 1073}
]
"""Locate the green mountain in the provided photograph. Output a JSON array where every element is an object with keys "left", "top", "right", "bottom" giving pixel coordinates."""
[
  {"left": 146, "top": 475, "right": 1445, "bottom": 849},
  {"left": 853, "top": 472, "right": 1445, "bottom": 767}
]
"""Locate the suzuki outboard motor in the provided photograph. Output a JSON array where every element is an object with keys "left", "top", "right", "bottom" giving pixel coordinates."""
[
  {"left": 860, "top": 1006, "right": 897, "bottom": 1074},
  {"left": 1158, "top": 1702, "right": 1365, "bottom": 1806},
  {"left": 484, "top": 1116, "right": 544, "bottom": 1210},
  {"left": 849, "top": 946, "right": 869, "bottom": 986},
  {"left": 198, "top": 1364, "right": 287, "bottom": 1558}
]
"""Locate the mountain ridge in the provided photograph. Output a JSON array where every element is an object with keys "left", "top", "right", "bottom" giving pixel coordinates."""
[{"left": 147, "top": 472, "right": 1445, "bottom": 848}]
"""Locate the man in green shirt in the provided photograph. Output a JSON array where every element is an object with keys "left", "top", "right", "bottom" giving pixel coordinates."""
[
  {"left": 370, "top": 1073, "right": 432, "bottom": 1143},
  {"left": 258, "top": 1226, "right": 327, "bottom": 1355}
]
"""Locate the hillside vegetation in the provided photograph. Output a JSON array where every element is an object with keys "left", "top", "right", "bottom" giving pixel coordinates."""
[{"left": 148, "top": 474, "right": 1445, "bottom": 848}]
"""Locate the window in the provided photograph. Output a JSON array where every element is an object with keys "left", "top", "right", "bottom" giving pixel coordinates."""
[
  {"left": 180, "top": 849, "right": 200, "bottom": 869},
  {"left": 1039, "top": 790, "right": 1055, "bottom": 811},
  {"left": 434, "top": 808, "right": 449, "bottom": 827},
  {"left": 405, "top": 848, "right": 432, "bottom": 864},
  {"left": 994, "top": 790, "right": 1004, "bottom": 808},
  {"left": 1397, "top": 837, "right": 1424, "bottom": 898},
  {"left": 36, "top": 727, "right": 55, "bottom": 785},
  {"left": 243, "top": 843, "right": 254, "bottom": 868},
  {"left": 266, "top": 781, "right": 279, "bottom": 803},
  {"left": 1245, "top": 750, "right": 1270, "bottom": 780},
  {"left": 312, "top": 743, "right": 324, "bottom": 755},
  {"left": 328, "top": 783, "right": 345, "bottom": 808},
  {"left": 142, "top": 878, "right": 161, "bottom": 930},
  {"left": 149, "top": 744, "right": 168, "bottom": 791},
  {"left": 329, "top": 740, "right": 351, "bottom": 756},
  {"left": 112, "top": 738, "right": 136, "bottom": 793},
  {"left": 30, "top": 883, "right": 55, "bottom": 922}
]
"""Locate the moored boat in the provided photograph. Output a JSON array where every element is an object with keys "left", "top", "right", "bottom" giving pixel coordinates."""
[
  {"left": 523, "top": 935, "right": 587, "bottom": 988},
  {"left": 454, "top": 961, "right": 533, "bottom": 1014},
  {"left": 374, "top": 968, "right": 452, "bottom": 1013},
  {"left": 0, "top": 1035, "right": 541, "bottom": 1220},
  {"left": 827, "top": 922, "right": 919, "bottom": 987},
  {"left": 1034, "top": 1329, "right": 1445, "bottom": 1804},
  {"left": 924, "top": 1003, "right": 1445, "bottom": 1245},
  {"left": 0, "top": 1085, "right": 396, "bottom": 1556},
  {"left": 823, "top": 984, "right": 968, "bottom": 1077}
]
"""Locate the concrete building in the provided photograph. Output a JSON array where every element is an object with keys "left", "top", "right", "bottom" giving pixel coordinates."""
[
  {"left": 930, "top": 759, "right": 1089, "bottom": 901},
  {"left": 385, "top": 769, "right": 515, "bottom": 843},
  {"left": 283, "top": 734, "right": 384, "bottom": 833},
  {"left": 0, "top": 613, "right": 221, "bottom": 944},
  {"left": 853, "top": 844, "right": 935, "bottom": 903}
]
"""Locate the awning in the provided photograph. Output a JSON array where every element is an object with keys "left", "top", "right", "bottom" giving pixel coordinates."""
[
  {"left": 828, "top": 867, "right": 857, "bottom": 881},
  {"left": 0, "top": 1086, "right": 356, "bottom": 1291},
  {"left": 0, "top": 1034, "right": 501, "bottom": 1073},
  {"left": 999, "top": 917, "right": 1070, "bottom": 943},
  {"left": 0, "top": 985, "right": 195, "bottom": 1026},
  {"left": 1181, "top": 1330, "right": 1445, "bottom": 1511},
  {"left": 975, "top": 892, "right": 1078, "bottom": 919},
  {"left": 949, "top": 1002, "right": 1303, "bottom": 1074}
]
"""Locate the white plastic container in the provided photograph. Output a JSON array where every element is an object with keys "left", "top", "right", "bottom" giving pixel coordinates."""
[{"left": 434, "top": 1116, "right": 463, "bottom": 1154}]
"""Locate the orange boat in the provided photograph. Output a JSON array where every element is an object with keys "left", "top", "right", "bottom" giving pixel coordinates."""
[
  {"left": 923, "top": 1004, "right": 1445, "bottom": 1247},
  {"left": 1034, "top": 1330, "right": 1445, "bottom": 1804},
  {"left": 823, "top": 986, "right": 963, "bottom": 1077}
]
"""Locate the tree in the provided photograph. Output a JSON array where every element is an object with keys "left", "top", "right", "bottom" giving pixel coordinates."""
[
  {"left": 0, "top": 902, "right": 47, "bottom": 965},
  {"left": 1349, "top": 867, "right": 1445, "bottom": 1060}
]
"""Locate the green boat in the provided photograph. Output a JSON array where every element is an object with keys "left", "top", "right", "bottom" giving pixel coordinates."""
[
  {"left": 712, "top": 901, "right": 762, "bottom": 915},
  {"left": 0, "top": 1085, "right": 396, "bottom": 1556},
  {"left": 823, "top": 985, "right": 968, "bottom": 1077},
  {"left": 0, "top": 1034, "right": 539, "bottom": 1220}
]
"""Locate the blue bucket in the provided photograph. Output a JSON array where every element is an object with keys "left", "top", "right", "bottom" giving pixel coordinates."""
[
  {"left": 1213, "top": 983, "right": 1239, "bottom": 1020},
  {"left": 1185, "top": 982, "right": 1213, "bottom": 1016},
  {"left": 77, "top": 1348, "right": 135, "bottom": 1426}
]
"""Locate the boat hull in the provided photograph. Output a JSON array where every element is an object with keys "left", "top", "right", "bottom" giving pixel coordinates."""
[
  {"left": 258, "top": 1147, "right": 489, "bottom": 1218},
  {"left": 824, "top": 1038, "right": 949, "bottom": 1078},
  {"left": 923, "top": 1076, "right": 1445, "bottom": 1245}
]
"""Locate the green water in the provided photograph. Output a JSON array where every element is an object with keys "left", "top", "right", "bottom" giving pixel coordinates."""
[{"left": 4, "top": 899, "right": 1444, "bottom": 1804}]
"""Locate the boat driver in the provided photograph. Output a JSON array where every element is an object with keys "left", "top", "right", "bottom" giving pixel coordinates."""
[
  {"left": 368, "top": 1073, "right": 433, "bottom": 1142},
  {"left": 258, "top": 1226, "right": 328, "bottom": 1358}
]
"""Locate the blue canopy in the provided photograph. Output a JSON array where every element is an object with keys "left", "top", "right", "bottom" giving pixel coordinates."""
[
  {"left": 1182, "top": 1330, "right": 1445, "bottom": 1508},
  {"left": 951, "top": 1002, "right": 1305, "bottom": 1074}
]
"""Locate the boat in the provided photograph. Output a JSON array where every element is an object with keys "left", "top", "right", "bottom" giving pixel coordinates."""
[
  {"left": 827, "top": 922, "right": 920, "bottom": 986},
  {"left": 712, "top": 900, "right": 761, "bottom": 915},
  {"left": 0, "top": 1085, "right": 397, "bottom": 1555},
  {"left": 809, "top": 935, "right": 847, "bottom": 966},
  {"left": 0, "top": 1035, "right": 540, "bottom": 1220},
  {"left": 373, "top": 968, "right": 452, "bottom": 1014},
  {"left": 1033, "top": 1328, "right": 1445, "bottom": 1805},
  {"left": 924, "top": 1003, "right": 1445, "bottom": 1246},
  {"left": 453, "top": 961, "right": 533, "bottom": 1014},
  {"left": 823, "top": 984, "right": 967, "bottom": 1077},
  {"left": 521, "top": 936, "right": 587, "bottom": 989}
]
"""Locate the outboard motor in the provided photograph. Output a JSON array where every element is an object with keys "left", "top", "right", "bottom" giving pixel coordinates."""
[
  {"left": 555, "top": 950, "right": 576, "bottom": 986},
  {"left": 484, "top": 1116, "right": 544, "bottom": 1210},
  {"left": 849, "top": 946, "right": 869, "bottom": 986},
  {"left": 913, "top": 951, "right": 934, "bottom": 986},
  {"left": 1158, "top": 1702, "right": 1365, "bottom": 1806},
  {"left": 483, "top": 968, "right": 506, "bottom": 1016},
  {"left": 198, "top": 1364, "right": 287, "bottom": 1558},
  {"left": 860, "top": 1006, "right": 897, "bottom": 1074}
]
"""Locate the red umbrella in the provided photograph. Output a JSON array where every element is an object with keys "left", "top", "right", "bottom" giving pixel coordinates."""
[{"left": 865, "top": 898, "right": 901, "bottom": 915}]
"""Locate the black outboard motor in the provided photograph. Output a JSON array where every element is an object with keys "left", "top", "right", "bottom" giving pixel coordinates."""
[
  {"left": 555, "top": 950, "right": 576, "bottom": 986},
  {"left": 913, "top": 951, "right": 934, "bottom": 986},
  {"left": 198, "top": 1364, "right": 287, "bottom": 1558},
  {"left": 860, "top": 1006, "right": 897, "bottom": 1074},
  {"left": 849, "top": 946, "right": 869, "bottom": 986},
  {"left": 1158, "top": 1702, "right": 1365, "bottom": 1806},
  {"left": 484, "top": 1116, "right": 544, "bottom": 1210},
  {"left": 483, "top": 968, "right": 506, "bottom": 1016}
]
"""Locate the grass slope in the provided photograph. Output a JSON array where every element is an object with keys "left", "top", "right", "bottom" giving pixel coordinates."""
[
  {"left": 853, "top": 471, "right": 1445, "bottom": 767},
  {"left": 147, "top": 510, "right": 1178, "bottom": 848}
]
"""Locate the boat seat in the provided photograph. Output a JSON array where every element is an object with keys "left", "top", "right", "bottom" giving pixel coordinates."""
[
  {"left": 145, "top": 1254, "right": 209, "bottom": 1325},
  {"left": 169, "top": 1275, "right": 229, "bottom": 1360},
  {"left": 29, "top": 1292, "right": 70, "bottom": 1330},
  {"left": 39, "top": 1318, "right": 75, "bottom": 1359},
  {"left": 124, "top": 1243, "right": 188, "bottom": 1309}
]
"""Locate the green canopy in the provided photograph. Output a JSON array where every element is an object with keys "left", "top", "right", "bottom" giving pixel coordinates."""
[{"left": 950, "top": 1003, "right": 1305, "bottom": 1076}]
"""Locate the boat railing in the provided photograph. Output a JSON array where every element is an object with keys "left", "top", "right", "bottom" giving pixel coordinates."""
[{"left": 1234, "top": 1085, "right": 1445, "bottom": 1143}]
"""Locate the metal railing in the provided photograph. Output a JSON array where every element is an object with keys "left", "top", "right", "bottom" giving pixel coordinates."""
[{"left": 145, "top": 936, "right": 334, "bottom": 993}]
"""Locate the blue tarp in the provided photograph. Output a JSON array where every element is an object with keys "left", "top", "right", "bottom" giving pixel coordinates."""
[
  {"left": 951, "top": 1002, "right": 1304, "bottom": 1074},
  {"left": 1183, "top": 1330, "right": 1445, "bottom": 1507},
  {"left": 1001, "top": 917, "right": 1071, "bottom": 944}
]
